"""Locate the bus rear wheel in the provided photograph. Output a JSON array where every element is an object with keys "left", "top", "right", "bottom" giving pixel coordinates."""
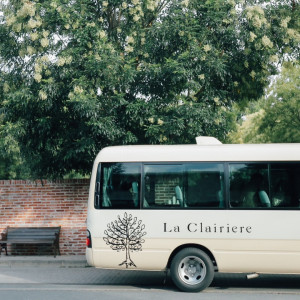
[{"left": 170, "top": 248, "right": 214, "bottom": 292}]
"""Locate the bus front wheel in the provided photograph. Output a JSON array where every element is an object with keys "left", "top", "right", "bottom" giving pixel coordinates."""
[{"left": 170, "top": 248, "right": 214, "bottom": 292}]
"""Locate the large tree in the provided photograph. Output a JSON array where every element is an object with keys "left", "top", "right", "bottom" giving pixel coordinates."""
[
  {"left": 0, "top": 0, "right": 299, "bottom": 178},
  {"left": 228, "top": 62, "right": 300, "bottom": 143}
]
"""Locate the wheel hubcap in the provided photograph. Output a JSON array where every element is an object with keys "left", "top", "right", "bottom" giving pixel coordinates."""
[{"left": 178, "top": 256, "right": 206, "bottom": 285}]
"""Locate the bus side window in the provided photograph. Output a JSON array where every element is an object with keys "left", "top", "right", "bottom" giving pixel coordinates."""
[
  {"left": 143, "top": 165, "right": 184, "bottom": 208},
  {"left": 270, "top": 163, "right": 300, "bottom": 208},
  {"left": 229, "top": 164, "right": 269, "bottom": 209},
  {"left": 100, "top": 163, "right": 141, "bottom": 209},
  {"left": 186, "top": 163, "right": 225, "bottom": 208},
  {"left": 143, "top": 163, "right": 225, "bottom": 209}
]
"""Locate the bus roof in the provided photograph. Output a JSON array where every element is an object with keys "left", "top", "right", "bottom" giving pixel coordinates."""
[{"left": 94, "top": 143, "right": 300, "bottom": 163}]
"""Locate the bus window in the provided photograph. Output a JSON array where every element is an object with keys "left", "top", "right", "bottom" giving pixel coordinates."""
[
  {"left": 100, "top": 163, "right": 141, "bottom": 209},
  {"left": 229, "top": 164, "right": 269, "bottom": 208},
  {"left": 144, "top": 164, "right": 184, "bottom": 208},
  {"left": 270, "top": 163, "right": 300, "bottom": 208},
  {"left": 143, "top": 163, "right": 225, "bottom": 209},
  {"left": 185, "top": 163, "right": 225, "bottom": 208}
]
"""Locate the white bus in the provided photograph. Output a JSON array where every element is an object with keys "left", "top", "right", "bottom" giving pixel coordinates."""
[{"left": 86, "top": 138, "right": 300, "bottom": 292}]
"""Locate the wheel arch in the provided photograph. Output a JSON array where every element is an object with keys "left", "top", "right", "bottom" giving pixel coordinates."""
[{"left": 166, "top": 243, "right": 218, "bottom": 271}]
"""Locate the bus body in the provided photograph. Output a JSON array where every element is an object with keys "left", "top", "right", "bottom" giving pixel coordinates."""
[{"left": 86, "top": 142, "right": 300, "bottom": 292}]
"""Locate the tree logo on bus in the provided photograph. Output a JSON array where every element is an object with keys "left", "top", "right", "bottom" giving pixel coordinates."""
[{"left": 103, "top": 212, "right": 147, "bottom": 268}]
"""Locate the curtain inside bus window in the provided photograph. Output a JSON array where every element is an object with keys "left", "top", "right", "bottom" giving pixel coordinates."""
[
  {"left": 270, "top": 163, "right": 300, "bottom": 208},
  {"left": 100, "top": 163, "right": 141, "bottom": 209},
  {"left": 102, "top": 165, "right": 113, "bottom": 207},
  {"left": 185, "top": 163, "right": 225, "bottom": 208},
  {"left": 229, "top": 164, "right": 269, "bottom": 208},
  {"left": 94, "top": 164, "right": 102, "bottom": 208}
]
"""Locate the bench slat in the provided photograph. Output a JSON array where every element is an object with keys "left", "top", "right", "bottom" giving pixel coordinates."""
[
  {"left": 7, "top": 231, "right": 60, "bottom": 233},
  {"left": 8, "top": 233, "right": 58, "bottom": 237},
  {"left": 7, "top": 237, "right": 56, "bottom": 240},
  {"left": 8, "top": 230, "right": 59, "bottom": 233},
  {"left": 2, "top": 239, "right": 55, "bottom": 244}
]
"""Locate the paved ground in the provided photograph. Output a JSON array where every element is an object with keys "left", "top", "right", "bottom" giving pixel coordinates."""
[
  {"left": 0, "top": 255, "right": 300, "bottom": 292},
  {"left": 0, "top": 255, "right": 87, "bottom": 268}
]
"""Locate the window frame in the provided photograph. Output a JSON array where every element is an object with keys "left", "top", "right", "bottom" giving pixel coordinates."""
[
  {"left": 94, "top": 161, "right": 300, "bottom": 211},
  {"left": 95, "top": 162, "right": 142, "bottom": 210},
  {"left": 228, "top": 162, "right": 300, "bottom": 210}
]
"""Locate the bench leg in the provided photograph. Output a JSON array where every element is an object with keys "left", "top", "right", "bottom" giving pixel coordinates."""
[
  {"left": 53, "top": 243, "right": 60, "bottom": 257},
  {"left": 0, "top": 244, "right": 7, "bottom": 256}
]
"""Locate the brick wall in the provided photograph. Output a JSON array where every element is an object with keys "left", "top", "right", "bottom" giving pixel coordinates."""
[
  {"left": 155, "top": 177, "right": 180, "bottom": 204},
  {"left": 0, "top": 179, "right": 90, "bottom": 256}
]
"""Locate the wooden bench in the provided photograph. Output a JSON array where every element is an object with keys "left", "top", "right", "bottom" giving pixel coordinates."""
[{"left": 0, "top": 226, "right": 61, "bottom": 257}]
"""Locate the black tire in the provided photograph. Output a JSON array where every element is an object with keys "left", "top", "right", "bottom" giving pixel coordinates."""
[{"left": 170, "top": 247, "right": 214, "bottom": 292}]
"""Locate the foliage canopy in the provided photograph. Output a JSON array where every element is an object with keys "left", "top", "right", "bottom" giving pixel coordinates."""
[{"left": 0, "top": 0, "right": 299, "bottom": 178}]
